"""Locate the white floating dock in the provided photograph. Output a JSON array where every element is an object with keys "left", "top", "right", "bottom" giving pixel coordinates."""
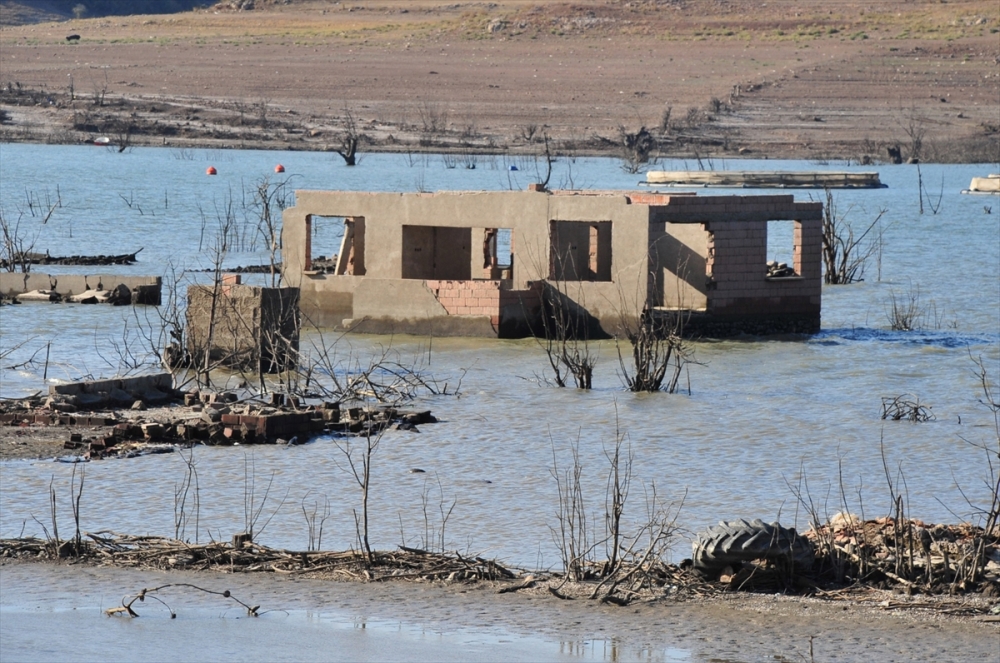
[
  {"left": 644, "top": 171, "right": 884, "bottom": 189},
  {"left": 962, "top": 174, "right": 1000, "bottom": 195}
]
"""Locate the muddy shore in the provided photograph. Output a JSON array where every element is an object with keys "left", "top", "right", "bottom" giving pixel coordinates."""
[
  {"left": 1, "top": 0, "right": 998, "bottom": 163},
  {"left": 1, "top": 559, "right": 997, "bottom": 661}
]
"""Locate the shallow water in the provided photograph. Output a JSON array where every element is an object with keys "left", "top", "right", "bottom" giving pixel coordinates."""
[
  {"left": 1, "top": 146, "right": 998, "bottom": 567},
  {"left": 2, "top": 561, "right": 994, "bottom": 663},
  {"left": 0, "top": 564, "right": 600, "bottom": 663},
  {"left": 0, "top": 610, "right": 586, "bottom": 663},
  {"left": 0, "top": 562, "right": 697, "bottom": 662}
]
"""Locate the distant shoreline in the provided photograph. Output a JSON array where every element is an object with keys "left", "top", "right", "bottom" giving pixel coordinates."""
[{"left": 1, "top": 0, "right": 996, "bottom": 165}]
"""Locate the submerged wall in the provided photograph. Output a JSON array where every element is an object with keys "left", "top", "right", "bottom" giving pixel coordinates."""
[
  {"left": 281, "top": 189, "right": 653, "bottom": 336},
  {"left": 281, "top": 189, "right": 823, "bottom": 338}
]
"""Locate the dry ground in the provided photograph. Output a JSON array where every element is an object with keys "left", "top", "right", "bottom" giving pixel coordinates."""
[{"left": 1, "top": 0, "right": 998, "bottom": 161}]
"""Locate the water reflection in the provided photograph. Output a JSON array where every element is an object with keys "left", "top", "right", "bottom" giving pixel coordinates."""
[
  {"left": 561, "top": 638, "right": 690, "bottom": 662},
  {"left": 0, "top": 608, "right": 596, "bottom": 663}
]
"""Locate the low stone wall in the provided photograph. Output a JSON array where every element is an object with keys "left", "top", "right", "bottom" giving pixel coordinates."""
[
  {"left": 49, "top": 373, "right": 173, "bottom": 396},
  {"left": 0, "top": 273, "right": 161, "bottom": 305}
]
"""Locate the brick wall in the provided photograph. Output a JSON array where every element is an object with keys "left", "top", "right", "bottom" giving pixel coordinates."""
[
  {"left": 424, "top": 279, "right": 505, "bottom": 316},
  {"left": 705, "top": 218, "right": 821, "bottom": 317},
  {"left": 423, "top": 279, "right": 541, "bottom": 331},
  {"left": 793, "top": 219, "right": 823, "bottom": 281}
]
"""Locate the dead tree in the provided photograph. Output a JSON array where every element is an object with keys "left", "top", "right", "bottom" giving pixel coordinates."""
[
  {"left": 538, "top": 133, "right": 554, "bottom": 190},
  {"left": 247, "top": 175, "right": 293, "bottom": 287},
  {"left": 535, "top": 282, "right": 596, "bottom": 389},
  {"left": 0, "top": 203, "right": 55, "bottom": 272},
  {"left": 111, "top": 117, "right": 135, "bottom": 153},
  {"left": 550, "top": 436, "right": 592, "bottom": 581},
  {"left": 822, "top": 190, "right": 886, "bottom": 285},
  {"left": 616, "top": 306, "right": 691, "bottom": 393},
  {"left": 334, "top": 414, "right": 388, "bottom": 566},
  {"left": 618, "top": 126, "right": 655, "bottom": 174},
  {"left": 334, "top": 108, "right": 360, "bottom": 166}
]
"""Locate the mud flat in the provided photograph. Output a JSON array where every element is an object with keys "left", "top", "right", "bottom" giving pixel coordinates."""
[
  {"left": 0, "top": 0, "right": 997, "bottom": 162},
  {"left": 0, "top": 560, "right": 996, "bottom": 662}
]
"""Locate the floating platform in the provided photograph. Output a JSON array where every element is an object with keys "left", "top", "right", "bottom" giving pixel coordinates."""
[
  {"left": 644, "top": 171, "right": 884, "bottom": 189},
  {"left": 962, "top": 174, "right": 1000, "bottom": 195}
]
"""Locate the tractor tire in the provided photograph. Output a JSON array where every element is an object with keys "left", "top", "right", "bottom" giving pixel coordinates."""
[{"left": 691, "top": 518, "right": 815, "bottom": 575}]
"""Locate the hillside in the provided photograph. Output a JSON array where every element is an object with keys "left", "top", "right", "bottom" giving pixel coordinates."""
[
  {"left": 0, "top": 0, "right": 997, "bottom": 161},
  {"left": 1, "top": 0, "right": 209, "bottom": 24}
]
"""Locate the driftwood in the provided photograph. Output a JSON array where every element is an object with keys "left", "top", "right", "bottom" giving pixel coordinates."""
[
  {"left": 1, "top": 532, "right": 992, "bottom": 617},
  {"left": 497, "top": 574, "right": 536, "bottom": 594},
  {"left": 106, "top": 583, "right": 259, "bottom": 618},
  {"left": 0, "top": 533, "right": 519, "bottom": 582},
  {"left": 804, "top": 516, "right": 997, "bottom": 595}
]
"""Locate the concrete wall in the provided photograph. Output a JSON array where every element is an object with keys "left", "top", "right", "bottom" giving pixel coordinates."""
[
  {"left": 282, "top": 190, "right": 654, "bottom": 335},
  {"left": 0, "top": 273, "right": 161, "bottom": 304},
  {"left": 50, "top": 372, "right": 172, "bottom": 396}
]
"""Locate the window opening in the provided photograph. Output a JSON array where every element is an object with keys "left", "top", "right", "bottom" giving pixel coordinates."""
[
  {"left": 482, "top": 228, "right": 514, "bottom": 279},
  {"left": 402, "top": 225, "right": 472, "bottom": 280},
  {"left": 304, "top": 215, "right": 365, "bottom": 274},
  {"left": 549, "top": 220, "right": 612, "bottom": 281},
  {"left": 766, "top": 220, "right": 796, "bottom": 277}
]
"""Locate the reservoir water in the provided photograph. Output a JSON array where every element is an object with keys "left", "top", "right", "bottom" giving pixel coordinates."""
[{"left": 1, "top": 144, "right": 998, "bottom": 660}]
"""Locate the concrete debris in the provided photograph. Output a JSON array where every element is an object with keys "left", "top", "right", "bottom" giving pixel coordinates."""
[
  {"left": 3, "top": 385, "right": 436, "bottom": 461},
  {"left": 766, "top": 260, "right": 796, "bottom": 278}
]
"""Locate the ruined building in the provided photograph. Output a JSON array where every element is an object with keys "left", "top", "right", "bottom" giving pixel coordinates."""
[{"left": 280, "top": 188, "right": 823, "bottom": 338}]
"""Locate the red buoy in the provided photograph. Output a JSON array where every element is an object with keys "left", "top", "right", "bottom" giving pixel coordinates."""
[
  {"left": 206, "top": 166, "right": 217, "bottom": 175},
  {"left": 274, "top": 164, "right": 285, "bottom": 173}
]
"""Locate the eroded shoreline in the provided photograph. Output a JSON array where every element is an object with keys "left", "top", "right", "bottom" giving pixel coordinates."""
[{"left": 2, "top": 0, "right": 997, "bottom": 164}]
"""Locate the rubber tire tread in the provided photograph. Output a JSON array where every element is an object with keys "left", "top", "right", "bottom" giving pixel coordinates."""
[{"left": 691, "top": 518, "right": 814, "bottom": 573}]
